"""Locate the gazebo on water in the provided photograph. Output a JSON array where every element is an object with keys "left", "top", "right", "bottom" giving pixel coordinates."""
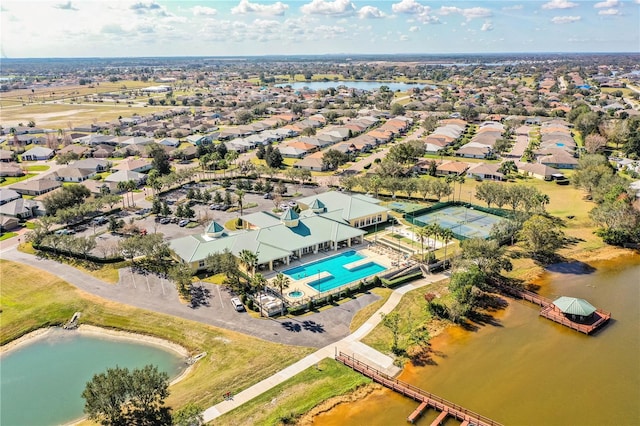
[{"left": 551, "top": 296, "right": 597, "bottom": 323}]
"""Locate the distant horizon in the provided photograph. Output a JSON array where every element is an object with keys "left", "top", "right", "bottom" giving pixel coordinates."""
[
  {"left": 2, "top": 1, "right": 638, "bottom": 58},
  {"left": 2, "top": 51, "right": 638, "bottom": 61}
]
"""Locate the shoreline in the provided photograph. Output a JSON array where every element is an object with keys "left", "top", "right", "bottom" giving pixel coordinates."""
[
  {"left": 0, "top": 324, "right": 195, "bottom": 387},
  {"left": 300, "top": 247, "right": 639, "bottom": 424}
]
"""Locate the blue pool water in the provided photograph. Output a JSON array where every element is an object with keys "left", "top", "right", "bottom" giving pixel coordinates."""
[{"left": 284, "top": 251, "right": 386, "bottom": 293}]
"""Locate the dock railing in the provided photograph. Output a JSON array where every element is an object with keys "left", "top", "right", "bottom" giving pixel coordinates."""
[{"left": 336, "top": 352, "right": 502, "bottom": 426}]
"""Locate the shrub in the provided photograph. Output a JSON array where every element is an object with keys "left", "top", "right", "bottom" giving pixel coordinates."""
[{"left": 307, "top": 299, "right": 315, "bottom": 311}]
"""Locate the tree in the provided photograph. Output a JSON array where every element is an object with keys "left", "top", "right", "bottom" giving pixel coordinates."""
[
  {"left": 170, "top": 263, "right": 194, "bottom": 301},
  {"left": 322, "top": 149, "right": 350, "bottom": 171},
  {"left": 518, "top": 215, "right": 565, "bottom": 260},
  {"left": 147, "top": 144, "right": 171, "bottom": 175},
  {"left": 585, "top": 134, "right": 607, "bottom": 154},
  {"left": 439, "top": 227, "right": 454, "bottom": 267},
  {"left": 235, "top": 189, "right": 246, "bottom": 216},
  {"left": 498, "top": 161, "right": 517, "bottom": 177},
  {"left": 475, "top": 182, "right": 500, "bottom": 208},
  {"left": 415, "top": 226, "right": 429, "bottom": 263},
  {"left": 390, "top": 103, "right": 406, "bottom": 116},
  {"left": 43, "top": 184, "right": 91, "bottom": 216},
  {"left": 172, "top": 403, "right": 204, "bottom": 426},
  {"left": 459, "top": 237, "right": 512, "bottom": 281},
  {"left": 82, "top": 365, "right": 170, "bottom": 426},
  {"left": 272, "top": 272, "right": 291, "bottom": 315},
  {"left": 380, "top": 312, "right": 402, "bottom": 354},
  {"left": 239, "top": 249, "right": 258, "bottom": 278}
]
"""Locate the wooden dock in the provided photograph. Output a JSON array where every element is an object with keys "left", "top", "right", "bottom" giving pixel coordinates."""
[
  {"left": 505, "top": 288, "right": 611, "bottom": 335},
  {"left": 335, "top": 352, "right": 502, "bottom": 426}
]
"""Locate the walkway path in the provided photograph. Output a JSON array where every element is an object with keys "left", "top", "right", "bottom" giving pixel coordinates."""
[{"left": 202, "top": 272, "right": 448, "bottom": 422}]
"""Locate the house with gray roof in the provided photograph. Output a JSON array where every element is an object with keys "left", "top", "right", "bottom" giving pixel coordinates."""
[
  {"left": 0, "top": 188, "right": 21, "bottom": 205},
  {"left": 296, "top": 191, "right": 388, "bottom": 229},
  {"left": 10, "top": 178, "right": 61, "bottom": 196},
  {"left": 0, "top": 198, "right": 43, "bottom": 219},
  {"left": 20, "top": 147, "right": 54, "bottom": 161}
]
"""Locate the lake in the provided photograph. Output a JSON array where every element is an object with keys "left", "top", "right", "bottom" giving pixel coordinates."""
[
  {"left": 278, "top": 81, "right": 432, "bottom": 92},
  {"left": 0, "top": 329, "right": 187, "bottom": 426},
  {"left": 313, "top": 254, "right": 640, "bottom": 425}
]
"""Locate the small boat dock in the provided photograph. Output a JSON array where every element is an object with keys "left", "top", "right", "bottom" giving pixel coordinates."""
[
  {"left": 512, "top": 289, "right": 610, "bottom": 335},
  {"left": 336, "top": 352, "right": 502, "bottom": 425}
]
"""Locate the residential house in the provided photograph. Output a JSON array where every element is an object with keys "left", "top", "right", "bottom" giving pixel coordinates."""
[
  {"left": 10, "top": 178, "right": 61, "bottom": 196},
  {"left": 516, "top": 162, "right": 559, "bottom": 180},
  {"left": 20, "top": 147, "right": 54, "bottom": 161},
  {"left": 0, "top": 149, "right": 15, "bottom": 162},
  {"left": 456, "top": 143, "right": 493, "bottom": 159},
  {"left": 0, "top": 188, "right": 21, "bottom": 205},
  {"left": 112, "top": 158, "right": 152, "bottom": 173},
  {"left": 0, "top": 216, "right": 20, "bottom": 232},
  {"left": 52, "top": 167, "right": 96, "bottom": 182},
  {"left": 466, "top": 163, "right": 505, "bottom": 181},
  {"left": 70, "top": 158, "right": 111, "bottom": 173},
  {"left": 57, "top": 144, "right": 91, "bottom": 158},
  {"left": 293, "top": 152, "right": 325, "bottom": 172},
  {"left": 0, "top": 198, "right": 43, "bottom": 219},
  {"left": 105, "top": 170, "right": 147, "bottom": 185},
  {"left": 436, "top": 161, "right": 469, "bottom": 176},
  {"left": 0, "top": 163, "right": 24, "bottom": 177}
]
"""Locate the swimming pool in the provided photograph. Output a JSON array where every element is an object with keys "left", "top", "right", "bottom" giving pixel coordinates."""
[{"left": 283, "top": 251, "right": 386, "bottom": 293}]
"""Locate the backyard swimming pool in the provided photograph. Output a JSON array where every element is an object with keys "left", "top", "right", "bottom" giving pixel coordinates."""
[{"left": 283, "top": 251, "right": 386, "bottom": 293}]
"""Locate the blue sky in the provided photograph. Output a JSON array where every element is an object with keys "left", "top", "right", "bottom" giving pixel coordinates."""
[{"left": 1, "top": 0, "right": 638, "bottom": 58}]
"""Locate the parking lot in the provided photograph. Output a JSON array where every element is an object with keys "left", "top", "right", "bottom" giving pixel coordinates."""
[{"left": 72, "top": 182, "right": 325, "bottom": 257}]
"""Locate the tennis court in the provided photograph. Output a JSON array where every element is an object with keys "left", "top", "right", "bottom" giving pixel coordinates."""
[{"left": 412, "top": 205, "right": 505, "bottom": 239}]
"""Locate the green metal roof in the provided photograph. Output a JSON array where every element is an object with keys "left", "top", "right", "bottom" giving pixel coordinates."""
[
  {"left": 298, "top": 192, "right": 387, "bottom": 222},
  {"left": 553, "top": 296, "right": 596, "bottom": 316},
  {"left": 280, "top": 208, "right": 299, "bottom": 221},
  {"left": 206, "top": 221, "right": 224, "bottom": 234}
]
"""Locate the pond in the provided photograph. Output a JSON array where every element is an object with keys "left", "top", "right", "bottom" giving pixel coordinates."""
[
  {"left": 0, "top": 329, "right": 187, "bottom": 426},
  {"left": 313, "top": 254, "right": 640, "bottom": 425},
  {"left": 278, "top": 81, "right": 432, "bottom": 92}
]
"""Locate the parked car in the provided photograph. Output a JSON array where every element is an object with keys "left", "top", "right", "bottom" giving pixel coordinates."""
[
  {"left": 209, "top": 204, "right": 220, "bottom": 210},
  {"left": 159, "top": 217, "right": 171, "bottom": 224},
  {"left": 54, "top": 229, "right": 75, "bottom": 236},
  {"left": 230, "top": 297, "right": 245, "bottom": 312},
  {"left": 220, "top": 205, "right": 231, "bottom": 211},
  {"left": 178, "top": 219, "right": 190, "bottom": 227},
  {"left": 91, "top": 216, "right": 108, "bottom": 225},
  {"left": 263, "top": 193, "right": 272, "bottom": 199}
]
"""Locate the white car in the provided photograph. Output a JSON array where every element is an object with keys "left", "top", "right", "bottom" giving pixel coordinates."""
[{"left": 230, "top": 297, "right": 245, "bottom": 312}]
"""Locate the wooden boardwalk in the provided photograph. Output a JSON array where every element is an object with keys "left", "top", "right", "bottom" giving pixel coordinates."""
[
  {"left": 335, "top": 352, "right": 502, "bottom": 426},
  {"left": 504, "top": 288, "right": 611, "bottom": 335}
]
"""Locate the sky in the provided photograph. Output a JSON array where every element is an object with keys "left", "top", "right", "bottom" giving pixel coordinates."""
[{"left": 1, "top": 0, "right": 639, "bottom": 58}]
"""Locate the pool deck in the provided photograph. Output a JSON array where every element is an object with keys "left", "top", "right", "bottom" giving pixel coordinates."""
[{"left": 265, "top": 243, "right": 394, "bottom": 301}]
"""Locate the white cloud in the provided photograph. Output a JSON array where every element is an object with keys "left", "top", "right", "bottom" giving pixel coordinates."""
[
  {"left": 392, "top": 0, "right": 439, "bottom": 24},
  {"left": 439, "top": 6, "right": 492, "bottom": 21},
  {"left": 409, "top": 26, "right": 419, "bottom": 32},
  {"left": 598, "top": 8, "right": 621, "bottom": 15},
  {"left": 594, "top": 0, "right": 619, "bottom": 8},
  {"left": 232, "top": 0, "right": 289, "bottom": 16},
  {"left": 400, "top": 34, "right": 409, "bottom": 41},
  {"left": 55, "top": 1, "right": 78, "bottom": 11},
  {"left": 551, "top": 15, "right": 581, "bottom": 23},
  {"left": 542, "top": 0, "right": 578, "bottom": 10},
  {"left": 358, "top": 5, "right": 386, "bottom": 19},
  {"left": 192, "top": 6, "right": 217, "bottom": 16},
  {"left": 130, "top": 1, "right": 162, "bottom": 14},
  {"left": 481, "top": 21, "right": 494, "bottom": 31},
  {"left": 502, "top": 4, "right": 523, "bottom": 11},
  {"left": 392, "top": 0, "right": 425, "bottom": 14},
  {"left": 300, "top": 0, "right": 356, "bottom": 16}
]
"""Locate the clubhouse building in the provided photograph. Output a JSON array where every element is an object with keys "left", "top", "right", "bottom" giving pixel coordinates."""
[{"left": 169, "top": 192, "right": 389, "bottom": 272}]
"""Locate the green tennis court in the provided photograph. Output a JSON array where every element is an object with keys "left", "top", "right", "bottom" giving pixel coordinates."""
[{"left": 412, "top": 205, "right": 505, "bottom": 239}]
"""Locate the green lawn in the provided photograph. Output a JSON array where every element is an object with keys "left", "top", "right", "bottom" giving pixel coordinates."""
[
  {"left": 0, "top": 260, "right": 314, "bottom": 413},
  {"left": 0, "top": 174, "right": 36, "bottom": 186},
  {"left": 0, "top": 232, "right": 18, "bottom": 241},
  {"left": 213, "top": 358, "right": 371, "bottom": 426},
  {"left": 24, "top": 165, "right": 50, "bottom": 172}
]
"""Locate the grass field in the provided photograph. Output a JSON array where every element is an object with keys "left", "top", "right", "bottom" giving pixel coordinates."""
[
  {"left": 213, "top": 358, "right": 371, "bottom": 426},
  {"left": 24, "top": 165, "right": 50, "bottom": 172},
  {"left": 0, "top": 259, "right": 314, "bottom": 415},
  {"left": 0, "top": 232, "right": 18, "bottom": 241},
  {"left": 0, "top": 173, "right": 36, "bottom": 186},
  {"left": 0, "top": 103, "right": 170, "bottom": 129}
]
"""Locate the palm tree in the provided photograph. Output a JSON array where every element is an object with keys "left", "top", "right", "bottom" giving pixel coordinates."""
[
  {"left": 439, "top": 227, "right": 454, "bottom": 269},
  {"left": 235, "top": 189, "right": 246, "bottom": 216},
  {"left": 272, "top": 272, "right": 291, "bottom": 316},
  {"left": 117, "top": 181, "right": 128, "bottom": 208},
  {"left": 238, "top": 249, "right": 258, "bottom": 279},
  {"left": 415, "top": 226, "right": 429, "bottom": 263},
  {"left": 126, "top": 180, "right": 137, "bottom": 207}
]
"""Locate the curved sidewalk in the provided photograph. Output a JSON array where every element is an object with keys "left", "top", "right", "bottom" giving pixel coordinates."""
[{"left": 202, "top": 272, "right": 448, "bottom": 422}]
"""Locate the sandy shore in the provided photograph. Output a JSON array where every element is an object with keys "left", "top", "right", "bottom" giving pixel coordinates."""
[{"left": 0, "top": 325, "right": 195, "bottom": 385}]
